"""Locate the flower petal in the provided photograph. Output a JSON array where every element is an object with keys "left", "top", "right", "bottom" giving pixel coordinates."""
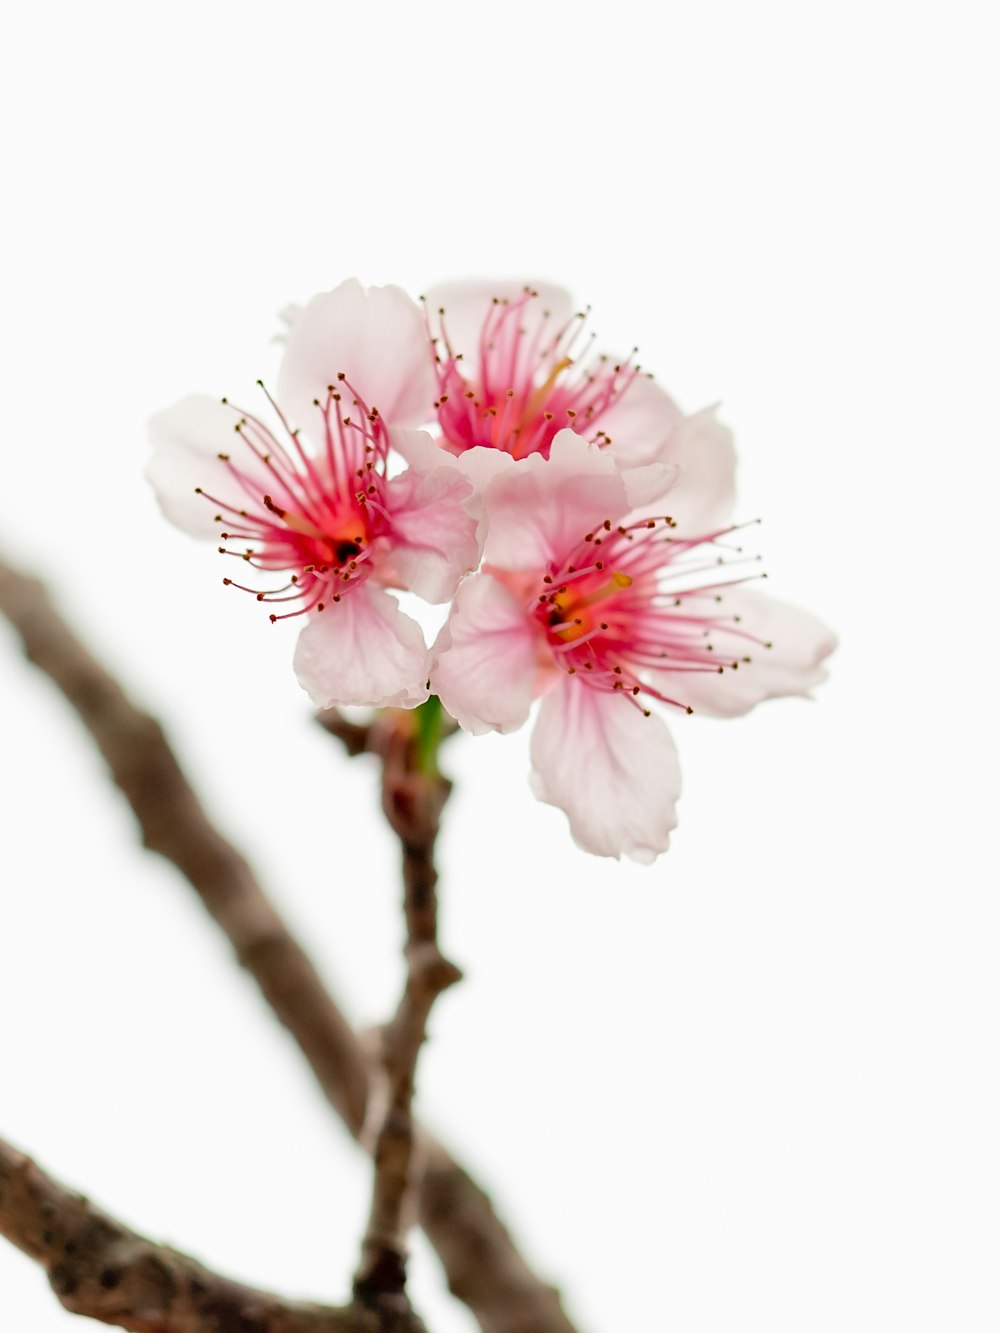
[
  {"left": 278, "top": 279, "right": 436, "bottom": 431},
  {"left": 530, "top": 681, "right": 682, "bottom": 863},
  {"left": 426, "top": 279, "right": 575, "bottom": 370},
  {"left": 483, "top": 430, "right": 628, "bottom": 571},
  {"left": 622, "top": 460, "right": 680, "bottom": 512},
  {"left": 293, "top": 586, "right": 430, "bottom": 710},
  {"left": 653, "top": 588, "right": 836, "bottom": 717},
  {"left": 431, "top": 575, "right": 538, "bottom": 735},
  {"left": 659, "top": 407, "right": 737, "bottom": 534},
  {"left": 146, "top": 395, "right": 272, "bottom": 537},
  {"left": 595, "top": 373, "right": 685, "bottom": 468},
  {"left": 383, "top": 432, "right": 481, "bottom": 603}
]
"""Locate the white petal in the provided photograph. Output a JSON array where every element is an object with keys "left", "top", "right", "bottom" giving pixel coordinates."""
[
  {"left": 622, "top": 461, "right": 680, "bottom": 511},
  {"left": 654, "top": 588, "right": 836, "bottom": 717},
  {"left": 446, "top": 447, "right": 519, "bottom": 532},
  {"left": 388, "top": 426, "right": 453, "bottom": 474},
  {"left": 146, "top": 395, "right": 271, "bottom": 537},
  {"left": 483, "top": 430, "right": 628, "bottom": 571},
  {"left": 293, "top": 586, "right": 430, "bottom": 710},
  {"left": 530, "top": 682, "right": 681, "bottom": 863},
  {"left": 595, "top": 374, "right": 685, "bottom": 468},
  {"left": 454, "top": 444, "right": 520, "bottom": 494},
  {"left": 431, "top": 575, "right": 537, "bottom": 735},
  {"left": 660, "top": 407, "right": 737, "bottom": 534},
  {"left": 278, "top": 279, "right": 435, "bottom": 431}
]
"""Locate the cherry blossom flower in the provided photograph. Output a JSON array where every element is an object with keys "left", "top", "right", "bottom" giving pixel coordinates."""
[
  {"left": 430, "top": 432, "right": 834, "bottom": 862},
  {"left": 148, "top": 284, "right": 480, "bottom": 710},
  {"left": 423, "top": 280, "right": 737, "bottom": 524},
  {"left": 278, "top": 278, "right": 436, "bottom": 432}
]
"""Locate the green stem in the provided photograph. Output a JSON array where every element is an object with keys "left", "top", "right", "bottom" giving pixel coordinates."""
[{"left": 413, "top": 694, "right": 443, "bottom": 775}]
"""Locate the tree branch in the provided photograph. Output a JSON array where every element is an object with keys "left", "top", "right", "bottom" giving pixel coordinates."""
[
  {"left": 0, "top": 553, "right": 581, "bottom": 1333},
  {"left": 0, "top": 1137, "right": 427, "bottom": 1333},
  {"left": 354, "top": 713, "right": 461, "bottom": 1303}
]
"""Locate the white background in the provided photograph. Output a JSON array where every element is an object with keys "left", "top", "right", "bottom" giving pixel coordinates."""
[{"left": 1, "top": 2, "right": 997, "bottom": 1330}]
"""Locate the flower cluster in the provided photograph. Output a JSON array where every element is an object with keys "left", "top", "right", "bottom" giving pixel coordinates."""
[{"left": 149, "top": 278, "right": 834, "bottom": 861}]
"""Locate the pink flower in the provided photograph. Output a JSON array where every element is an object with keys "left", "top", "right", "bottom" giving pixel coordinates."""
[
  {"left": 148, "top": 283, "right": 480, "bottom": 709},
  {"left": 424, "top": 280, "right": 736, "bottom": 519},
  {"left": 430, "top": 432, "right": 835, "bottom": 862},
  {"left": 279, "top": 278, "right": 437, "bottom": 432}
]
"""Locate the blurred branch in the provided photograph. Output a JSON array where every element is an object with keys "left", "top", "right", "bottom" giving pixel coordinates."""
[
  {"left": 0, "top": 554, "right": 581, "bottom": 1333},
  {"left": 0, "top": 1136, "right": 426, "bottom": 1333},
  {"left": 316, "top": 710, "right": 373, "bottom": 756},
  {"left": 0, "top": 553, "right": 369, "bottom": 1138},
  {"left": 354, "top": 713, "right": 461, "bottom": 1303}
]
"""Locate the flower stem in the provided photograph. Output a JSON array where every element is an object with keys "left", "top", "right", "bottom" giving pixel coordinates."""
[
  {"left": 354, "top": 710, "right": 461, "bottom": 1311},
  {"left": 413, "top": 695, "right": 443, "bottom": 776}
]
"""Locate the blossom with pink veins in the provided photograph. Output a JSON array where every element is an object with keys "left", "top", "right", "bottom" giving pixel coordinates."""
[
  {"left": 430, "top": 431, "right": 835, "bottom": 862},
  {"left": 148, "top": 292, "right": 481, "bottom": 709},
  {"left": 423, "top": 279, "right": 737, "bottom": 524}
]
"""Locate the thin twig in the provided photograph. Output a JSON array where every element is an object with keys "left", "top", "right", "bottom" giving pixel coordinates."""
[
  {"left": 316, "top": 710, "right": 373, "bottom": 757},
  {"left": 354, "top": 715, "right": 462, "bottom": 1304},
  {"left": 0, "top": 1136, "right": 426, "bottom": 1333},
  {"left": 0, "top": 553, "right": 581, "bottom": 1333}
]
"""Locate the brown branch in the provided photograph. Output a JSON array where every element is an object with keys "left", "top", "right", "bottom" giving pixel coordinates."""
[
  {"left": 0, "top": 554, "right": 581, "bottom": 1333},
  {"left": 0, "top": 557, "right": 369, "bottom": 1140},
  {"left": 0, "top": 1136, "right": 427, "bottom": 1333},
  {"left": 316, "top": 710, "right": 373, "bottom": 757},
  {"left": 354, "top": 715, "right": 461, "bottom": 1304}
]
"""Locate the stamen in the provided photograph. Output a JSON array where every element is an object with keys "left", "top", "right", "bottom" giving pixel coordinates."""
[
  {"left": 195, "top": 381, "right": 388, "bottom": 622},
  {"left": 531, "top": 513, "right": 768, "bottom": 714}
]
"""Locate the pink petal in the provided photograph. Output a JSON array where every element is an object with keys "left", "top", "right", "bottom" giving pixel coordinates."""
[
  {"left": 292, "top": 586, "right": 430, "bottom": 710},
  {"left": 383, "top": 434, "right": 481, "bottom": 603},
  {"left": 431, "top": 575, "right": 538, "bottom": 735},
  {"left": 654, "top": 588, "right": 837, "bottom": 717},
  {"left": 595, "top": 373, "right": 685, "bottom": 468},
  {"left": 659, "top": 407, "right": 737, "bottom": 534},
  {"left": 454, "top": 445, "right": 520, "bottom": 496},
  {"left": 278, "top": 279, "right": 436, "bottom": 432},
  {"left": 530, "top": 681, "right": 682, "bottom": 863},
  {"left": 483, "top": 430, "right": 628, "bottom": 571},
  {"left": 147, "top": 395, "right": 271, "bottom": 537},
  {"left": 622, "top": 460, "right": 680, "bottom": 512},
  {"left": 425, "top": 279, "right": 575, "bottom": 369}
]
